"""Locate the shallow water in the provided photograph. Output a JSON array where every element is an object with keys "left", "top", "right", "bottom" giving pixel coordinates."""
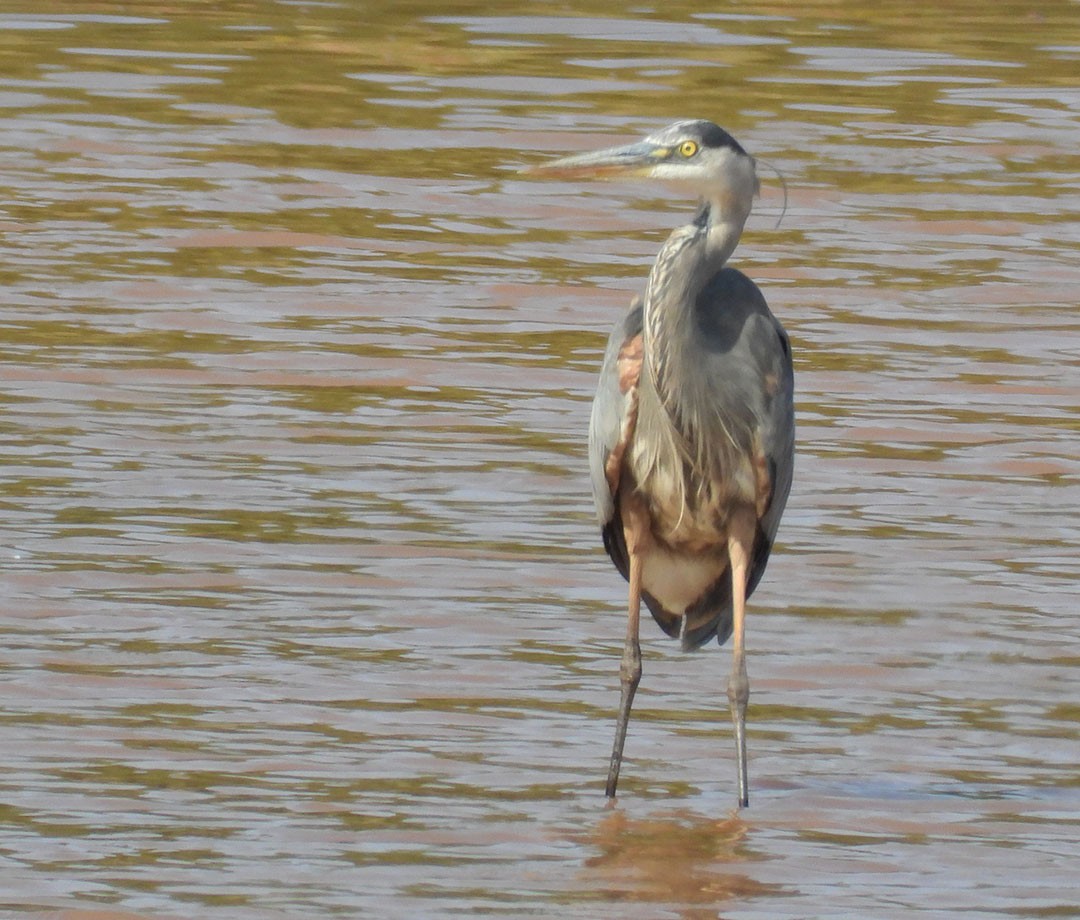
[{"left": 0, "top": 2, "right": 1077, "bottom": 918}]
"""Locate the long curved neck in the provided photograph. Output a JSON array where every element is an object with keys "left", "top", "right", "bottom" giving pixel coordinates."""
[
  {"left": 626, "top": 156, "right": 760, "bottom": 505},
  {"left": 642, "top": 202, "right": 748, "bottom": 408},
  {"left": 630, "top": 202, "right": 755, "bottom": 509},
  {"left": 699, "top": 199, "right": 749, "bottom": 268}
]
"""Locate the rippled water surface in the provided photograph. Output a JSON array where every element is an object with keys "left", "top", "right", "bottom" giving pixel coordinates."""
[{"left": 1, "top": 2, "right": 1077, "bottom": 917}]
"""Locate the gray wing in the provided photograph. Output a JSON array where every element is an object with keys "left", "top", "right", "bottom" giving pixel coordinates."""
[
  {"left": 587, "top": 275, "right": 794, "bottom": 652},
  {"left": 682, "top": 268, "right": 795, "bottom": 648},
  {"left": 755, "top": 313, "right": 795, "bottom": 551},
  {"left": 713, "top": 270, "right": 795, "bottom": 553},
  {"left": 588, "top": 298, "right": 686, "bottom": 641},
  {"left": 588, "top": 297, "right": 643, "bottom": 527}
]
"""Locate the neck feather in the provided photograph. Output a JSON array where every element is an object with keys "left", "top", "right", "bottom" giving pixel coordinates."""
[{"left": 641, "top": 198, "right": 749, "bottom": 421}]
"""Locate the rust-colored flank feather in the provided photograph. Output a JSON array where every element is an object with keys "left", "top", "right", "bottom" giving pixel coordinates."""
[{"left": 603, "top": 333, "right": 643, "bottom": 499}]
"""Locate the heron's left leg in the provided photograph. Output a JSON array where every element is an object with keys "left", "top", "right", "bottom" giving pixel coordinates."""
[
  {"left": 726, "top": 506, "right": 756, "bottom": 808},
  {"left": 606, "top": 496, "right": 649, "bottom": 799}
]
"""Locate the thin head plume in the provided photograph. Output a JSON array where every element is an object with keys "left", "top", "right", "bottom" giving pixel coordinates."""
[{"left": 755, "top": 156, "right": 788, "bottom": 230}]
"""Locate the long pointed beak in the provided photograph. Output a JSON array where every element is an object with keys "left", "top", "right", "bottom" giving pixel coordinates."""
[{"left": 521, "top": 141, "right": 667, "bottom": 179}]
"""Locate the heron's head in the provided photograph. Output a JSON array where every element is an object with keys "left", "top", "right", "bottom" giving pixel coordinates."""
[{"left": 525, "top": 119, "right": 759, "bottom": 221}]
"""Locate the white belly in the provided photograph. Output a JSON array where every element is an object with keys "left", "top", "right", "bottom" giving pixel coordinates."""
[{"left": 641, "top": 546, "right": 726, "bottom": 615}]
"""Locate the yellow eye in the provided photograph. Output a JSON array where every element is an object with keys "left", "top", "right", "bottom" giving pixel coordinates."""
[{"left": 679, "top": 140, "right": 699, "bottom": 158}]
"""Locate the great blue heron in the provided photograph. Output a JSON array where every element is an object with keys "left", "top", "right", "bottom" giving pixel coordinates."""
[{"left": 527, "top": 120, "right": 794, "bottom": 807}]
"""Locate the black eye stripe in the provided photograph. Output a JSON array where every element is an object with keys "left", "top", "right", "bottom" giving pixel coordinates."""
[{"left": 646, "top": 121, "right": 749, "bottom": 158}]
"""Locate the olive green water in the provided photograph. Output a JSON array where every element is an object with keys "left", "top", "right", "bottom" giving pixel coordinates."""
[{"left": 1, "top": 2, "right": 1077, "bottom": 918}]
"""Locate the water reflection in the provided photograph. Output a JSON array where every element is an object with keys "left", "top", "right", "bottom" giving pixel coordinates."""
[{"left": 578, "top": 810, "right": 784, "bottom": 916}]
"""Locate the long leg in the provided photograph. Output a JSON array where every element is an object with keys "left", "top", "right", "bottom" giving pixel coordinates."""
[
  {"left": 606, "top": 499, "right": 648, "bottom": 799},
  {"left": 726, "top": 507, "right": 756, "bottom": 808}
]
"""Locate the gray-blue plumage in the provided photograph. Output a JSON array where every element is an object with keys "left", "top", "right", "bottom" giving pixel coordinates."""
[
  {"left": 528, "top": 119, "right": 794, "bottom": 806},
  {"left": 590, "top": 264, "right": 793, "bottom": 651}
]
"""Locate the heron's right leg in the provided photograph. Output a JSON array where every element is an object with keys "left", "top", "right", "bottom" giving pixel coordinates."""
[
  {"left": 726, "top": 506, "right": 755, "bottom": 808},
  {"left": 606, "top": 498, "right": 649, "bottom": 799}
]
